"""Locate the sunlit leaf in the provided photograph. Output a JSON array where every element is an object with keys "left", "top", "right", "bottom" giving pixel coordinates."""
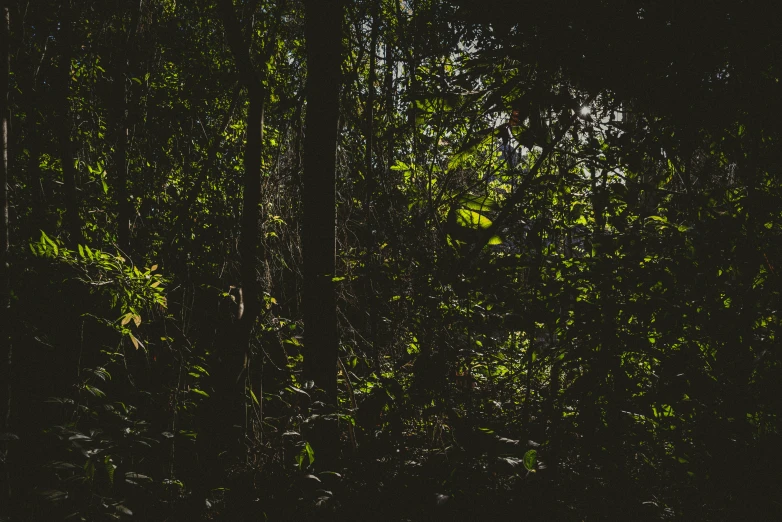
[
  {"left": 456, "top": 208, "right": 493, "bottom": 229},
  {"left": 305, "top": 442, "right": 315, "bottom": 465},
  {"left": 523, "top": 449, "right": 537, "bottom": 472}
]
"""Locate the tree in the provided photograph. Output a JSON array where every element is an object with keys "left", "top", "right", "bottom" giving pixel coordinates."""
[
  {"left": 107, "top": 2, "right": 141, "bottom": 254},
  {"left": 0, "top": 3, "right": 10, "bottom": 516},
  {"left": 182, "top": 0, "right": 272, "bottom": 510},
  {"left": 55, "top": 1, "right": 82, "bottom": 245},
  {"left": 302, "top": 0, "right": 344, "bottom": 466}
]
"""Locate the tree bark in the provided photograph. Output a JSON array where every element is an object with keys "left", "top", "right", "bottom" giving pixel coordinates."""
[
  {"left": 214, "top": 0, "right": 265, "bottom": 430},
  {"left": 56, "top": 1, "right": 82, "bottom": 245},
  {"left": 111, "top": 66, "right": 130, "bottom": 252},
  {"left": 365, "top": 0, "right": 380, "bottom": 367},
  {"left": 366, "top": 1, "right": 378, "bottom": 185},
  {"left": 110, "top": 2, "right": 142, "bottom": 254},
  {"left": 302, "top": 0, "right": 343, "bottom": 467},
  {"left": 0, "top": 2, "right": 11, "bottom": 515},
  {"left": 186, "top": 3, "right": 267, "bottom": 512}
]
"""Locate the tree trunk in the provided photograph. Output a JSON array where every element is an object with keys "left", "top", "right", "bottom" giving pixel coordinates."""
[
  {"left": 56, "top": 1, "right": 81, "bottom": 245},
  {"left": 0, "top": 2, "right": 11, "bottom": 515},
  {"left": 302, "top": 0, "right": 343, "bottom": 467},
  {"left": 365, "top": 0, "right": 380, "bottom": 368},
  {"left": 187, "top": 2, "right": 267, "bottom": 513},
  {"left": 110, "top": 3, "right": 142, "bottom": 254},
  {"left": 26, "top": 102, "right": 48, "bottom": 235},
  {"left": 213, "top": 0, "right": 265, "bottom": 434},
  {"left": 111, "top": 67, "right": 130, "bottom": 253},
  {"left": 365, "top": 1, "right": 378, "bottom": 185},
  {"left": 384, "top": 24, "right": 394, "bottom": 173}
]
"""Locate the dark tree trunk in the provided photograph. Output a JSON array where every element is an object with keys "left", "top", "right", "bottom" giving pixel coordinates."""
[
  {"left": 212, "top": 0, "right": 265, "bottom": 440},
  {"left": 56, "top": 1, "right": 81, "bottom": 245},
  {"left": 111, "top": 66, "right": 130, "bottom": 253},
  {"left": 26, "top": 106, "right": 47, "bottom": 236},
  {"left": 302, "top": 0, "right": 343, "bottom": 467},
  {"left": 384, "top": 21, "right": 394, "bottom": 172},
  {"left": 366, "top": 1, "right": 378, "bottom": 185},
  {"left": 0, "top": 2, "right": 10, "bottom": 515},
  {"left": 364, "top": 0, "right": 380, "bottom": 367},
  {"left": 186, "top": 2, "right": 267, "bottom": 513},
  {"left": 110, "top": 2, "right": 141, "bottom": 254}
]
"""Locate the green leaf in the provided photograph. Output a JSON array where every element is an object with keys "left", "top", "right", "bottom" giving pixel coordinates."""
[
  {"left": 456, "top": 209, "right": 493, "bottom": 229},
  {"left": 190, "top": 388, "right": 210, "bottom": 398},
  {"left": 390, "top": 160, "right": 410, "bottom": 172},
  {"left": 296, "top": 441, "right": 316, "bottom": 469},
  {"left": 84, "top": 384, "right": 106, "bottom": 398},
  {"left": 104, "top": 455, "right": 116, "bottom": 485},
  {"left": 523, "top": 449, "right": 537, "bottom": 472},
  {"left": 647, "top": 215, "right": 669, "bottom": 228},
  {"left": 305, "top": 442, "right": 315, "bottom": 465},
  {"left": 459, "top": 194, "right": 498, "bottom": 212},
  {"left": 41, "top": 231, "right": 58, "bottom": 255}
]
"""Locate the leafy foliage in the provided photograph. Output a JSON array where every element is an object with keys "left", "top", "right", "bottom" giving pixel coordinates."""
[{"left": 0, "top": 0, "right": 780, "bottom": 520}]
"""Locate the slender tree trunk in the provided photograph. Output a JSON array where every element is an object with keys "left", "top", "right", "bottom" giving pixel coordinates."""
[
  {"left": 522, "top": 224, "right": 542, "bottom": 431},
  {"left": 234, "top": 82, "right": 264, "bottom": 372},
  {"left": 384, "top": 24, "right": 394, "bottom": 173},
  {"left": 214, "top": 0, "right": 265, "bottom": 427},
  {"left": 56, "top": 1, "right": 81, "bottom": 244},
  {"left": 112, "top": 66, "right": 130, "bottom": 252},
  {"left": 0, "top": 3, "right": 11, "bottom": 515},
  {"left": 302, "top": 0, "right": 343, "bottom": 466},
  {"left": 186, "top": 2, "right": 267, "bottom": 513},
  {"left": 110, "top": 2, "right": 141, "bottom": 254},
  {"left": 365, "top": 0, "right": 380, "bottom": 367},
  {"left": 25, "top": 29, "right": 49, "bottom": 238},
  {"left": 366, "top": 1, "right": 378, "bottom": 184}
]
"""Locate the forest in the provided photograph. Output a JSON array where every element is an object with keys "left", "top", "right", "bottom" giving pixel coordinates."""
[{"left": 0, "top": 0, "right": 781, "bottom": 520}]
